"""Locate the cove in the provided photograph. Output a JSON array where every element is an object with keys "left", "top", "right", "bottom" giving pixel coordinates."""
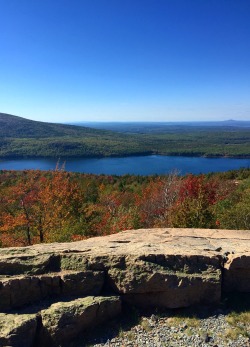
[{"left": 0, "top": 155, "right": 249, "bottom": 175}]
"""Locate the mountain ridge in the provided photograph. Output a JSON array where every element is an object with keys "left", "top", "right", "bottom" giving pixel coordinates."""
[{"left": 0, "top": 112, "right": 112, "bottom": 138}]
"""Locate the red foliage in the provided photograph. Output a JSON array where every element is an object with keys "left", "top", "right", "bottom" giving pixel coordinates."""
[{"left": 178, "top": 175, "right": 218, "bottom": 205}]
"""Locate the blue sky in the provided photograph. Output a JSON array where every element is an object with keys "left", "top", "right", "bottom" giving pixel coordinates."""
[{"left": 0, "top": 0, "right": 250, "bottom": 122}]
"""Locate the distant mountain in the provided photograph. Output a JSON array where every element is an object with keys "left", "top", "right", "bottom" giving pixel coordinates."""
[
  {"left": 222, "top": 119, "right": 250, "bottom": 127},
  {"left": 69, "top": 120, "right": 250, "bottom": 134},
  {"left": 0, "top": 113, "right": 109, "bottom": 138}
]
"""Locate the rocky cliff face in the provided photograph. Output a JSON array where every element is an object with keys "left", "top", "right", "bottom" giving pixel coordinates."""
[{"left": 0, "top": 228, "right": 249, "bottom": 347}]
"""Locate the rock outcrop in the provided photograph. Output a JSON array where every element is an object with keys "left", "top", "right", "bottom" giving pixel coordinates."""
[
  {"left": 0, "top": 228, "right": 249, "bottom": 346},
  {"left": 0, "top": 313, "right": 37, "bottom": 347},
  {"left": 38, "top": 296, "right": 121, "bottom": 347}
]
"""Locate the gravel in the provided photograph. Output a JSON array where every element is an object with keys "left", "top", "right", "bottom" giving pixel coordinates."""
[{"left": 82, "top": 308, "right": 250, "bottom": 347}]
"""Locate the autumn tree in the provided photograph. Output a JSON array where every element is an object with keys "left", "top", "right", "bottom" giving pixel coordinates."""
[
  {"left": 136, "top": 173, "right": 181, "bottom": 228},
  {"left": 168, "top": 174, "right": 227, "bottom": 228},
  {"left": 0, "top": 170, "right": 83, "bottom": 245},
  {"left": 0, "top": 172, "right": 40, "bottom": 245}
]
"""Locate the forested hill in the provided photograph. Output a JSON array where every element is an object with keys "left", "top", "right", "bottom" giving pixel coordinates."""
[
  {"left": 0, "top": 113, "right": 143, "bottom": 158},
  {"left": 0, "top": 113, "right": 111, "bottom": 138},
  {"left": 0, "top": 113, "right": 249, "bottom": 158}
]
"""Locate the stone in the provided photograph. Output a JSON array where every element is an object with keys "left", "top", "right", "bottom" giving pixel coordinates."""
[
  {"left": 0, "top": 228, "right": 249, "bottom": 312},
  {"left": 0, "top": 313, "right": 37, "bottom": 347},
  {"left": 39, "top": 296, "right": 121, "bottom": 346},
  {"left": 61, "top": 270, "right": 104, "bottom": 296},
  {"left": 0, "top": 270, "right": 104, "bottom": 311},
  {"left": 223, "top": 253, "right": 250, "bottom": 292},
  {"left": 39, "top": 273, "right": 61, "bottom": 298},
  {"left": 107, "top": 254, "right": 221, "bottom": 308},
  {"left": 123, "top": 277, "right": 221, "bottom": 308},
  {"left": 0, "top": 276, "right": 41, "bottom": 310},
  {"left": 0, "top": 254, "right": 60, "bottom": 276}
]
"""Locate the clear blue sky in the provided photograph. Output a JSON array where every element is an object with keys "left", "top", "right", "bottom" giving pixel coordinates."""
[{"left": 0, "top": 0, "right": 250, "bottom": 122}]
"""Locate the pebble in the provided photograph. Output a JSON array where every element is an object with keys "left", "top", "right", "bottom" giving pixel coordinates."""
[{"left": 84, "top": 309, "right": 250, "bottom": 347}]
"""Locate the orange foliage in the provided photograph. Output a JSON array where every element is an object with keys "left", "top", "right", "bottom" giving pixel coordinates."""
[
  {"left": 0, "top": 169, "right": 82, "bottom": 245},
  {"left": 0, "top": 169, "right": 238, "bottom": 247}
]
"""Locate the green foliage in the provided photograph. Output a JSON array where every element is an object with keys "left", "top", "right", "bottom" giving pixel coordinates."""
[
  {"left": 0, "top": 113, "right": 250, "bottom": 158},
  {"left": 215, "top": 186, "right": 250, "bottom": 230}
]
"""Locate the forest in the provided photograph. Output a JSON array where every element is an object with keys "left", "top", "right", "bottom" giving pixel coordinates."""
[
  {"left": 0, "top": 113, "right": 250, "bottom": 159},
  {"left": 0, "top": 167, "right": 249, "bottom": 247}
]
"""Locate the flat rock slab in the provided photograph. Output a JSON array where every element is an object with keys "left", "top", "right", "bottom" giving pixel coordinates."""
[
  {"left": 0, "top": 229, "right": 249, "bottom": 311},
  {"left": 0, "top": 228, "right": 249, "bottom": 258}
]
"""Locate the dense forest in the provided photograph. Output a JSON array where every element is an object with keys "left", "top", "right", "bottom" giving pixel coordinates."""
[
  {"left": 0, "top": 167, "right": 249, "bottom": 247},
  {"left": 0, "top": 113, "right": 250, "bottom": 158}
]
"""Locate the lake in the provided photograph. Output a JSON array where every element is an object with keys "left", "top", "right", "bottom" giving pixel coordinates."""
[{"left": 0, "top": 156, "right": 249, "bottom": 175}]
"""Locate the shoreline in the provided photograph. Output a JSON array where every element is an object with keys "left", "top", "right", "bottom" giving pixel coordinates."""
[{"left": 0, "top": 153, "right": 250, "bottom": 160}]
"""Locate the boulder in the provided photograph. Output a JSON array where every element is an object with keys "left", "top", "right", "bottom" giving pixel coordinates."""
[
  {"left": 0, "top": 313, "right": 37, "bottom": 347},
  {"left": 39, "top": 296, "right": 121, "bottom": 346}
]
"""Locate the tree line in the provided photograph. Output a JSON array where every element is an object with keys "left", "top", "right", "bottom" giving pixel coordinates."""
[{"left": 0, "top": 168, "right": 249, "bottom": 247}]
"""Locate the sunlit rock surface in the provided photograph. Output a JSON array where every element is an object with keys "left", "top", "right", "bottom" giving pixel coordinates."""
[{"left": 0, "top": 228, "right": 249, "bottom": 346}]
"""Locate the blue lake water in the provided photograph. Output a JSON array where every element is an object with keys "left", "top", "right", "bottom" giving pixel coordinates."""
[{"left": 0, "top": 156, "right": 249, "bottom": 175}]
